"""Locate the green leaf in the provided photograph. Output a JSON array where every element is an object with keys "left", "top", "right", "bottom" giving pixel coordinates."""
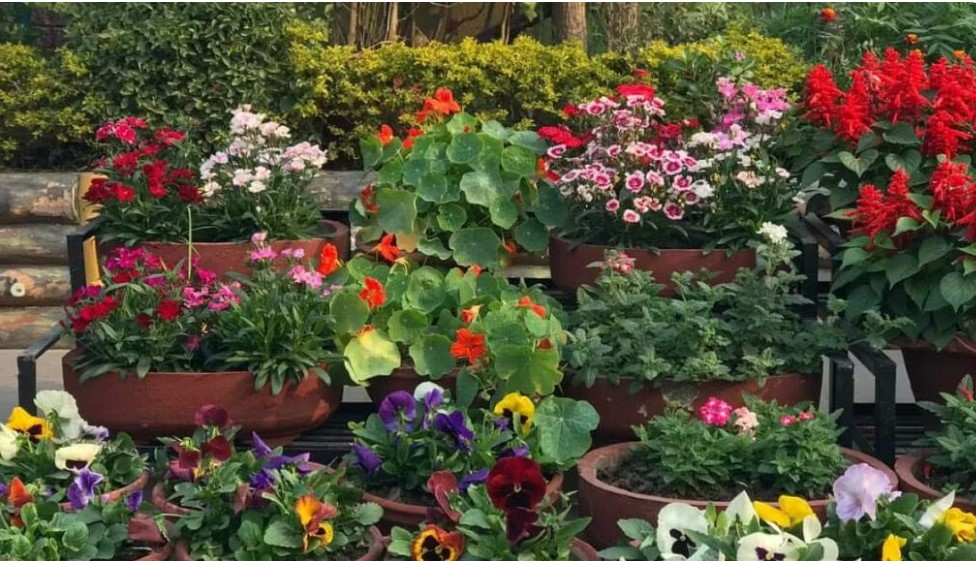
[
  {"left": 446, "top": 112, "right": 478, "bottom": 135},
  {"left": 507, "top": 130, "right": 548, "bottom": 153},
  {"left": 436, "top": 203, "right": 468, "bottom": 232},
  {"left": 360, "top": 137, "right": 383, "bottom": 170},
  {"left": 840, "top": 247, "right": 869, "bottom": 269},
  {"left": 893, "top": 217, "right": 922, "bottom": 236},
  {"left": 534, "top": 397, "right": 599, "bottom": 465},
  {"left": 353, "top": 502, "right": 383, "bottom": 526},
  {"left": 264, "top": 520, "right": 302, "bottom": 549},
  {"left": 377, "top": 159, "right": 403, "bottom": 185},
  {"left": 416, "top": 173, "right": 457, "bottom": 203},
  {"left": 406, "top": 267, "right": 446, "bottom": 312},
  {"left": 61, "top": 521, "right": 89, "bottom": 552},
  {"left": 345, "top": 329, "right": 400, "bottom": 383},
  {"left": 460, "top": 509, "right": 491, "bottom": 529},
  {"left": 488, "top": 197, "right": 518, "bottom": 229},
  {"left": 388, "top": 309, "right": 429, "bottom": 344},
  {"left": 330, "top": 291, "right": 370, "bottom": 335},
  {"left": 409, "top": 334, "right": 455, "bottom": 378},
  {"left": 940, "top": 272, "right": 976, "bottom": 311},
  {"left": 402, "top": 158, "right": 430, "bottom": 187},
  {"left": 514, "top": 218, "right": 548, "bottom": 253},
  {"left": 449, "top": 228, "right": 502, "bottom": 267},
  {"left": 237, "top": 515, "right": 264, "bottom": 548},
  {"left": 883, "top": 122, "right": 921, "bottom": 145},
  {"left": 918, "top": 236, "right": 952, "bottom": 267},
  {"left": 459, "top": 170, "right": 503, "bottom": 207},
  {"left": 886, "top": 149, "right": 922, "bottom": 173},
  {"left": 800, "top": 162, "right": 826, "bottom": 189},
  {"left": 375, "top": 189, "right": 418, "bottom": 234},
  {"left": 617, "top": 518, "right": 654, "bottom": 541},
  {"left": 482, "top": 120, "right": 511, "bottom": 140},
  {"left": 500, "top": 145, "right": 538, "bottom": 177},
  {"left": 838, "top": 150, "right": 878, "bottom": 178},
  {"left": 418, "top": 237, "right": 453, "bottom": 260},
  {"left": 884, "top": 253, "right": 918, "bottom": 286},
  {"left": 535, "top": 184, "right": 568, "bottom": 228},
  {"left": 503, "top": 348, "right": 563, "bottom": 396},
  {"left": 446, "top": 132, "right": 483, "bottom": 164}
]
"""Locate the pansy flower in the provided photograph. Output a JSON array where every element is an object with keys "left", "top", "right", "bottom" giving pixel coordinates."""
[
  {"left": 493, "top": 393, "right": 535, "bottom": 433},
  {"left": 6, "top": 407, "right": 53, "bottom": 441},
  {"left": 194, "top": 404, "right": 231, "bottom": 429},
  {"left": 410, "top": 525, "right": 464, "bottom": 561},
  {"left": 295, "top": 494, "right": 337, "bottom": 551},
  {"left": 486, "top": 457, "right": 546, "bottom": 514},
  {"left": 0, "top": 424, "right": 20, "bottom": 460},
  {"left": 506, "top": 506, "right": 544, "bottom": 547},
  {"left": 378, "top": 391, "right": 417, "bottom": 432},
  {"left": 831, "top": 463, "right": 899, "bottom": 522},
  {"left": 54, "top": 443, "right": 102, "bottom": 471},
  {"left": 6, "top": 477, "right": 32, "bottom": 527},
  {"left": 67, "top": 468, "right": 104, "bottom": 510},
  {"left": 352, "top": 444, "right": 382, "bottom": 474},
  {"left": 433, "top": 411, "right": 474, "bottom": 450},
  {"left": 753, "top": 496, "right": 815, "bottom": 528},
  {"left": 736, "top": 532, "right": 798, "bottom": 561},
  {"left": 656, "top": 502, "right": 707, "bottom": 559}
]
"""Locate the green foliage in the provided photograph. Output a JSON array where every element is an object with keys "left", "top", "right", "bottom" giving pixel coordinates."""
[
  {"left": 0, "top": 43, "right": 92, "bottom": 168},
  {"left": 918, "top": 376, "right": 976, "bottom": 503},
  {"left": 0, "top": 500, "right": 134, "bottom": 561}
]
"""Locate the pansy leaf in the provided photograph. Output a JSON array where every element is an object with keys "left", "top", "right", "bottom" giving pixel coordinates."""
[
  {"left": 353, "top": 502, "right": 383, "bottom": 526},
  {"left": 263, "top": 520, "right": 302, "bottom": 548}
]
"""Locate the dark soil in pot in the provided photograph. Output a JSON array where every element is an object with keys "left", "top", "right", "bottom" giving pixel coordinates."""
[{"left": 900, "top": 337, "right": 976, "bottom": 429}]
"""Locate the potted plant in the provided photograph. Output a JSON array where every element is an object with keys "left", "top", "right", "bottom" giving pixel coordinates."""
[
  {"left": 88, "top": 108, "right": 349, "bottom": 279},
  {"left": 539, "top": 73, "right": 798, "bottom": 294},
  {"left": 386, "top": 458, "right": 599, "bottom": 561},
  {"left": 576, "top": 397, "right": 897, "bottom": 548},
  {"left": 350, "top": 87, "right": 554, "bottom": 270},
  {"left": 0, "top": 390, "right": 148, "bottom": 513},
  {"left": 896, "top": 376, "right": 976, "bottom": 512},
  {"left": 331, "top": 256, "right": 565, "bottom": 401},
  {"left": 346, "top": 385, "right": 597, "bottom": 529},
  {"left": 62, "top": 244, "right": 345, "bottom": 442},
  {"left": 562, "top": 227, "right": 876, "bottom": 442},
  {"left": 143, "top": 405, "right": 385, "bottom": 561}
]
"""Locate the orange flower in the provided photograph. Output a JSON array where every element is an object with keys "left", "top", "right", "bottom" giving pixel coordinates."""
[
  {"left": 425, "top": 88, "right": 461, "bottom": 115},
  {"left": 820, "top": 6, "right": 836, "bottom": 22},
  {"left": 403, "top": 127, "right": 423, "bottom": 150},
  {"left": 502, "top": 240, "right": 517, "bottom": 256},
  {"left": 460, "top": 305, "right": 482, "bottom": 324},
  {"left": 451, "top": 328, "right": 486, "bottom": 363},
  {"left": 536, "top": 157, "right": 559, "bottom": 181},
  {"left": 411, "top": 525, "right": 464, "bottom": 561},
  {"left": 538, "top": 338, "right": 553, "bottom": 350},
  {"left": 360, "top": 185, "right": 378, "bottom": 213},
  {"left": 376, "top": 124, "right": 394, "bottom": 146},
  {"left": 517, "top": 296, "right": 546, "bottom": 319},
  {"left": 373, "top": 233, "right": 399, "bottom": 263},
  {"left": 7, "top": 477, "right": 31, "bottom": 509},
  {"left": 467, "top": 265, "right": 482, "bottom": 277},
  {"left": 359, "top": 277, "right": 386, "bottom": 310},
  {"left": 955, "top": 50, "right": 968, "bottom": 60},
  {"left": 317, "top": 243, "right": 340, "bottom": 276},
  {"left": 906, "top": 33, "right": 918, "bottom": 45}
]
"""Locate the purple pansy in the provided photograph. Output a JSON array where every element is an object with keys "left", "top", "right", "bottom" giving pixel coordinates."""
[
  {"left": 250, "top": 469, "right": 276, "bottom": 491},
  {"left": 378, "top": 391, "right": 417, "bottom": 432},
  {"left": 459, "top": 469, "right": 489, "bottom": 491},
  {"left": 501, "top": 445, "right": 530, "bottom": 459},
  {"left": 832, "top": 463, "right": 900, "bottom": 522},
  {"left": 352, "top": 444, "right": 383, "bottom": 474},
  {"left": 251, "top": 432, "right": 274, "bottom": 458},
  {"left": 126, "top": 490, "right": 144, "bottom": 512},
  {"left": 0, "top": 482, "right": 7, "bottom": 496},
  {"left": 252, "top": 432, "right": 311, "bottom": 472},
  {"left": 67, "top": 468, "right": 104, "bottom": 510},
  {"left": 433, "top": 411, "right": 474, "bottom": 450}
]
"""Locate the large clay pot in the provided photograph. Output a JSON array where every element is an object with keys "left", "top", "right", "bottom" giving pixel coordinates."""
[
  {"left": 353, "top": 238, "right": 545, "bottom": 270},
  {"left": 105, "top": 220, "right": 350, "bottom": 281},
  {"left": 62, "top": 349, "right": 342, "bottom": 444},
  {"left": 364, "top": 473, "right": 565, "bottom": 532},
  {"left": 901, "top": 337, "right": 976, "bottom": 416},
  {"left": 549, "top": 234, "right": 756, "bottom": 295},
  {"left": 364, "top": 366, "right": 459, "bottom": 404},
  {"left": 561, "top": 373, "right": 822, "bottom": 444},
  {"left": 577, "top": 442, "right": 897, "bottom": 548},
  {"left": 895, "top": 449, "right": 975, "bottom": 513},
  {"left": 61, "top": 471, "right": 150, "bottom": 513}
]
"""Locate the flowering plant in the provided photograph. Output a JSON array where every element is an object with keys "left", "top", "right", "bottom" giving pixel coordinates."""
[
  {"left": 347, "top": 386, "right": 597, "bottom": 500},
  {"left": 611, "top": 397, "right": 845, "bottom": 501},
  {"left": 330, "top": 256, "right": 564, "bottom": 397},
  {"left": 149, "top": 405, "right": 382, "bottom": 560},
  {"left": 0, "top": 391, "right": 145, "bottom": 514},
  {"left": 350, "top": 88, "right": 555, "bottom": 269},
  {"left": 538, "top": 77, "right": 797, "bottom": 250},
  {"left": 916, "top": 376, "right": 976, "bottom": 504},
  {"left": 798, "top": 48, "right": 976, "bottom": 209},
  {"left": 85, "top": 117, "right": 201, "bottom": 245},
  {"left": 197, "top": 106, "right": 328, "bottom": 241},
  {"left": 386, "top": 458, "right": 589, "bottom": 561}
]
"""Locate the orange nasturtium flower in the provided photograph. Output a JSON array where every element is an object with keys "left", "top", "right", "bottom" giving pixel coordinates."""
[
  {"left": 460, "top": 305, "right": 482, "bottom": 325},
  {"left": 451, "top": 328, "right": 486, "bottom": 364},
  {"left": 7, "top": 477, "right": 32, "bottom": 528},
  {"left": 403, "top": 127, "right": 423, "bottom": 150},
  {"left": 516, "top": 296, "right": 547, "bottom": 319},
  {"left": 317, "top": 243, "right": 340, "bottom": 276},
  {"left": 376, "top": 124, "right": 394, "bottom": 146},
  {"left": 295, "top": 495, "right": 336, "bottom": 552},
  {"left": 373, "top": 233, "right": 399, "bottom": 263},
  {"left": 820, "top": 6, "right": 836, "bottom": 22},
  {"left": 905, "top": 33, "right": 919, "bottom": 45},
  {"left": 359, "top": 277, "right": 386, "bottom": 310},
  {"left": 411, "top": 525, "right": 464, "bottom": 561},
  {"left": 426, "top": 88, "right": 461, "bottom": 115},
  {"left": 360, "top": 185, "right": 379, "bottom": 213},
  {"left": 467, "top": 265, "right": 482, "bottom": 277}
]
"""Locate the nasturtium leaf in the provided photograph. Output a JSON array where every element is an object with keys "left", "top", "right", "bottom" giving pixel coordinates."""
[
  {"left": 418, "top": 237, "right": 453, "bottom": 260},
  {"left": 459, "top": 170, "right": 503, "bottom": 207},
  {"left": 492, "top": 345, "right": 533, "bottom": 378},
  {"left": 449, "top": 228, "right": 502, "bottom": 267},
  {"left": 507, "top": 130, "right": 548, "bottom": 154},
  {"left": 488, "top": 196, "right": 518, "bottom": 229},
  {"left": 504, "top": 348, "right": 563, "bottom": 395},
  {"left": 533, "top": 397, "right": 599, "bottom": 465},
  {"left": 446, "top": 112, "right": 478, "bottom": 135},
  {"left": 446, "top": 132, "right": 483, "bottom": 164},
  {"left": 406, "top": 267, "right": 446, "bottom": 312},
  {"left": 500, "top": 145, "right": 538, "bottom": 177},
  {"left": 436, "top": 203, "right": 468, "bottom": 232},
  {"left": 375, "top": 189, "right": 418, "bottom": 233},
  {"left": 416, "top": 173, "right": 458, "bottom": 203},
  {"left": 360, "top": 137, "right": 383, "bottom": 170},
  {"left": 515, "top": 218, "right": 548, "bottom": 252},
  {"left": 377, "top": 159, "right": 403, "bottom": 185},
  {"left": 345, "top": 329, "right": 400, "bottom": 383},
  {"left": 409, "top": 334, "right": 455, "bottom": 378},
  {"left": 329, "top": 291, "right": 369, "bottom": 335},
  {"left": 482, "top": 120, "right": 511, "bottom": 140},
  {"left": 402, "top": 158, "right": 430, "bottom": 186},
  {"left": 535, "top": 184, "right": 569, "bottom": 228},
  {"left": 388, "top": 309, "right": 429, "bottom": 344},
  {"left": 940, "top": 272, "right": 976, "bottom": 311}
]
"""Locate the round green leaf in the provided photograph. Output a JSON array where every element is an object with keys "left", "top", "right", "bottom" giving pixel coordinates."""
[
  {"left": 405, "top": 266, "right": 446, "bottom": 312},
  {"left": 918, "top": 236, "right": 952, "bottom": 267},
  {"left": 329, "top": 291, "right": 369, "bottom": 335},
  {"left": 500, "top": 145, "right": 538, "bottom": 177},
  {"left": 402, "top": 158, "right": 429, "bottom": 187},
  {"left": 489, "top": 197, "right": 518, "bottom": 229},
  {"left": 446, "top": 113, "right": 478, "bottom": 135},
  {"left": 360, "top": 137, "right": 383, "bottom": 170},
  {"left": 409, "top": 334, "right": 455, "bottom": 378},
  {"left": 377, "top": 159, "right": 403, "bottom": 185},
  {"left": 507, "top": 130, "right": 548, "bottom": 154},
  {"left": 449, "top": 228, "right": 502, "bottom": 267},
  {"left": 418, "top": 237, "right": 453, "bottom": 260},
  {"left": 482, "top": 120, "right": 511, "bottom": 140},
  {"left": 416, "top": 173, "right": 458, "bottom": 203},
  {"left": 345, "top": 329, "right": 400, "bottom": 383},
  {"left": 376, "top": 189, "right": 418, "bottom": 234},
  {"left": 436, "top": 203, "right": 468, "bottom": 232},
  {"left": 535, "top": 184, "right": 568, "bottom": 228},
  {"left": 446, "top": 132, "right": 483, "bottom": 164},
  {"left": 514, "top": 217, "right": 548, "bottom": 252},
  {"left": 534, "top": 397, "right": 599, "bottom": 465},
  {"left": 388, "top": 309, "right": 429, "bottom": 344},
  {"left": 459, "top": 169, "right": 503, "bottom": 207}
]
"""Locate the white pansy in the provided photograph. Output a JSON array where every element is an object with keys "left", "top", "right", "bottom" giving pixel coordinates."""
[
  {"left": 54, "top": 443, "right": 102, "bottom": 471},
  {"left": 736, "top": 532, "right": 799, "bottom": 561},
  {"left": 920, "top": 491, "right": 956, "bottom": 528},
  {"left": 658, "top": 503, "right": 709, "bottom": 560},
  {"left": 758, "top": 222, "right": 789, "bottom": 244},
  {"left": 0, "top": 424, "right": 20, "bottom": 460},
  {"left": 35, "top": 390, "right": 85, "bottom": 441},
  {"left": 726, "top": 492, "right": 757, "bottom": 525},
  {"left": 413, "top": 382, "right": 446, "bottom": 402}
]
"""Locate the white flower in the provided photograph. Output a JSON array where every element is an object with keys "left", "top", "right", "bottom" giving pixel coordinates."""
[
  {"left": 775, "top": 167, "right": 791, "bottom": 179},
  {"left": 0, "top": 424, "right": 20, "bottom": 460},
  {"left": 736, "top": 532, "right": 799, "bottom": 561},
  {"left": 658, "top": 503, "right": 709, "bottom": 560},
  {"left": 726, "top": 492, "right": 757, "bottom": 525},
  {"left": 253, "top": 166, "right": 272, "bottom": 182},
  {"left": 232, "top": 169, "right": 253, "bottom": 187},
  {"left": 920, "top": 491, "right": 956, "bottom": 529},
  {"left": 35, "top": 390, "right": 85, "bottom": 441},
  {"left": 247, "top": 180, "right": 267, "bottom": 193},
  {"left": 202, "top": 181, "right": 222, "bottom": 198},
  {"left": 692, "top": 180, "right": 714, "bottom": 199},
  {"left": 758, "top": 222, "right": 788, "bottom": 244},
  {"left": 54, "top": 443, "right": 102, "bottom": 471},
  {"left": 9, "top": 282, "right": 26, "bottom": 298},
  {"left": 413, "top": 382, "right": 445, "bottom": 402}
]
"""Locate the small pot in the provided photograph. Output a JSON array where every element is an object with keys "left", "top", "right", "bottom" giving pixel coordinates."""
[
  {"left": 549, "top": 234, "right": 756, "bottom": 295},
  {"left": 364, "top": 366, "right": 458, "bottom": 404},
  {"left": 577, "top": 442, "right": 897, "bottom": 548},
  {"left": 62, "top": 349, "right": 342, "bottom": 444},
  {"left": 364, "top": 472, "right": 565, "bottom": 532},
  {"left": 561, "top": 373, "right": 822, "bottom": 444},
  {"left": 61, "top": 471, "right": 150, "bottom": 512},
  {"left": 899, "top": 337, "right": 976, "bottom": 428},
  {"left": 895, "top": 449, "right": 975, "bottom": 513}
]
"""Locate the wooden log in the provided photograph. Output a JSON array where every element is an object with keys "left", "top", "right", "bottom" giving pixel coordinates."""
[
  {"left": 0, "top": 307, "right": 69, "bottom": 349},
  {"left": 0, "top": 224, "right": 72, "bottom": 265},
  {"left": 0, "top": 173, "right": 79, "bottom": 224},
  {"left": 0, "top": 266, "right": 70, "bottom": 306},
  {"left": 307, "top": 170, "right": 373, "bottom": 210}
]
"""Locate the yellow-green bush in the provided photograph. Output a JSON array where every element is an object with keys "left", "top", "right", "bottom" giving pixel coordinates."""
[{"left": 0, "top": 43, "right": 93, "bottom": 168}]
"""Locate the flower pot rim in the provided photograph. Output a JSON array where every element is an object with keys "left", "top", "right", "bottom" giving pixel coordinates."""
[
  {"left": 577, "top": 442, "right": 897, "bottom": 507},
  {"left": 894, "top": 336, "right": 976, "bottom": 356},
  {"left": 138, "top": 219, "right": 349, "bottom": 248},
  {"left": 570, "top": 538, "right": 600, "bottom": 561},
  {"left": 61, "top": 471, "right": 150, "bottom": 512},
  {"left": 894, "top": 448, "right": 976, "bottom": 508},
  {"left": 568, "top": 371, "right": 812, "bottom": 389},
  {"left": 549, "top": 231, "right": 756, "bottom": 255}
]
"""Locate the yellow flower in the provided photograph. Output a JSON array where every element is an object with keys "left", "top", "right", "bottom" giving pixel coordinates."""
[
  {"left": 941, "top": 508, "right": 976, "bottom": 543},
  {"left": 295, "top": 495, "right": 336, "bottom": 551},
  {"left": 6, "top": 407, "right": 53, "bottom": 441},
  {"left": 411, "top": 525, "right": 464, "bottom": 561},
  {"left": 753, "top": 496, "right": 814, "bottom": 528},
  {"left": 881, "top": 534, "right": 907, "bottom": 561},
  {"left": 754, "top": 501, "right": 791, "bottom": 527},
  {"left": 493, "top": 393, "right": 535, "bottom": 432}
]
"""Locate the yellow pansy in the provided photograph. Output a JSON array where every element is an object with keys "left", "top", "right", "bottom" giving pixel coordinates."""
[
  {"left": 493, "top": 393, "right": 535, "bottom": 432},
  {"left": 295, "top": 495, "right": 336, "bottom": 551},
  {"left": 881, "top": 534, "right": 907, "bottom": 561},
  {"left": 941, "top": 508, "right": 976, "bottom": 543},
  {"left": 753, "top": 496, "right": 814, "bottom": 528},
  {"left": 6, "top": 407, "right": 53, "bottom": 441}
]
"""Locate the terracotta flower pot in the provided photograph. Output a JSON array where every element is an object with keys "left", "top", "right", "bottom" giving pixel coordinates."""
[
  {"left": 106, "top": 219, "right": 350, "bottom": 281},
  {"left": 364, "top": 472, "right": 565, "bottom": 532},
  {"left": 570, "top": 539, "right": 600, "bottom": 561},
  {"left": 62, "top": 349, "right": 342, "bottom": 444},
  {"left": 548, "top": 234, "right": 756, "bottom": 296},
  {"left": 364, "top": 366, "right": 459, "bottom": 404},
  {"left": 561, "top": 373, "right": 822, "bottom": 444},
  {"left": 895, "top": 449, "right": 975, "bottom": 513},
  {"left": 352, "top": 237, "right": 545, "bottom": 270},
  {"left": 61, "top": 471, "right": 150, "bottom": 513},
  {"left": 577, "top": 442, "right": 896, "bottom": 548},
  {"left": 900, "top": 337, "right": 976, "bottom": 428}
]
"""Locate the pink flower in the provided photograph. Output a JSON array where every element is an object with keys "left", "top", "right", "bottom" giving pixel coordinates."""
[
  {"left": 281, "top": 248, "right": 305, "bottom": 259},
  {"left": 645, "top": 171, "right": 665, "bottom": 187},
  {"left": 196, "top": 268, "right": 217, "bottom": 285},
  {"left": 672, "top": 175, "right": 693, "bottom": 191},
  {"left": 698, "top": 397, "right": 733, "bottom": 426},
  {"left": 779, "top": 415, "right": 796, "bottom": 427},
  {"left": 684, "top": 192, "right": 699, "bottom": 205},
  {"left": 547, "top": 145, "right": 566, "bottom": 158},
  {"left": 605, "top": 199, "right": 620, "bottom": 212},
  {"left": 663, "top": 202, "right": 684, "bottom": 220},
  {"left": 607, "top": 251, "right": 635, "bottom": 274},
  {"left": 798, "top": 411, "right": 815, "bottom": 421},
  {"left": 622, "top": 209, "right": 641, "bottom": 223},
  {"left": 716, "top": 76, "right": 738, "bottom": 99},
  {"left": 186, "top": 335, "right": 201, "bottom": 352},
  {"left": 606, "top": 144, "right": 622, "bottom": 158},
  {"left": 732, "top": 407, "right": 758, "bottom": 433},
  {"left": 251, "top": 232, "right": 267, "bottom": 244},
  {"left": 249, "top": 247, "right": 278, "bottom": 262},
  {"left": 663, "top": 160, "right": 683, "bottom": 175},
  {"left": 625, "top": 171, "right": 645, "bottom": 192},
  {"left": 183, "top": 287, "right": 209, "bottom": 308},
  {"left": 288, "top": 265, "right": 323, "bottom": 288},
  {"left": 832, "top": 463, "right": 901, "bottom": 522},
  {"left": 209, "top": 283, "right": 241, "bottom": 311}
]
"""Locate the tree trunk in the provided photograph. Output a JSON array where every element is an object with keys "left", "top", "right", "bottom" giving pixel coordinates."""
[
  {"left": 552, "top": 2, "right": 587, "bottom": 48},
  {"left": 596, "top": 2, "right": 641, "bottom": 52},
  {"left": 347, "top": 2, "right": 360, "bottom": 47},
  {"left": 386, "top": 2, "right": 399, "bottom": 42}
]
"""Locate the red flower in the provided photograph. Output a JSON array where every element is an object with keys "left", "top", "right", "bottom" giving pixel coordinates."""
[
  {"left": 194, "top": 404, "right": 231, "bottom": 428},
  {"left": 878, "top": 49, "right": 929, "bottom": 123},
  {"left": 923, "top": 111, "right": 971, "bottom": 159},
  {"left": 143, "top": 160, "right": 169, "bottom": 198},
  {"left": 376, "top": 124, "right": 394, "bottom": 146},
  {"left": 403, "top": 127, "right": 423, "bottom": 150},
  {"left": 410, "top": 526, "right": 464, "bottom": 561},
  {"left": 467, "top": 265, "right": 482, "bottom": 277},
  {"left": 930, "top": 160, "right": 976, "bottom": 223},
  {"left": 450, "top": 328, "right": 486, "bottom": 364},
  {"left": 905, "top": 33, "right": 919, "bottom": 45},
  {"left": 157, "top": 299, "right": 182, "bottom": 321},
  {"left": 84, "top": 178, "right": 114, "bottom": 204},
  {"left": 516, "top": 296, "right": 546, "bottom": 318},
  {"left": 820, "top": 6, "right": 837, "bottom": 22},
  {"left": 502, "top": 240, "right": 517, "bottom": 256},
  {"left": 486, "top": 457, "right": 546, "bottom": 513},
  {"left": 506, "top": 507, "right": 544, "bottom": 546},
  {"left": 113, "top": 183, "right": 136, "bottom": 202},
  {"left": 112, "top": 270, "right": 135, "bottom": 284},
  {"left": 112, "top": 151, "right": 142, "bottom": 176},
  {"left": 538, "top": 338, "right": 553, "bottom": 350},
  {"left": 177, "top": 445, "right": 201, "bottom": 470},
  {"left": 317, "top": 243, "right": 340, "bottom": 276},
  {"left": 835, "top": 73, "right": 875, "bottom": 144},
  {"left": 961, "top": 386, "right": 974, "bottom": 402},
  {"left": 616, "top": 83, "right": 656, "bottom": 99},
  {"left": 460, "top": 305, "right": 481, "bottom": 325},
  {"left": 154, "top": 126, "right": 185, "bottom": 146},
  {"left": 360, "top": 185, "right": 378, "bottom": 213},
  {"left": 359, "top": 277, "right": 386, "bottom": 310},
  {"left": 536, "top": 125, "right": 585, "bottom": 149},
  {"left": 177, "top": 184, "right": 204, "bottom": 204},
  {"left": 425, "top": 88, "right": 461, "bottom": 115},
  {"left": 847, "top": 169, "right": 922, "bottom": 240},
  {"left": 536, "top": 158, "right": 559, "bottom": 182},
  {"left": 373, "top": 233, "right": 399, "bottom": 262},
  {"left": 803, "top": 65, "right": 843, "bottom": 127},
  {"left": 427, "top": 471, "right": 461, "bottom": 523},
  {"left": 135, "top": 313, "right": 152, "bottom": 329},
  {"left": 201, "top": 435, "right": 232, "bottom": 462}
]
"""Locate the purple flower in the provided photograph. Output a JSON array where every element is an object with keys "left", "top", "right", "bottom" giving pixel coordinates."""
[
  {"left": 126, "top": 490, "right": 143, "bottom": 512},
  {"left": 433, "top": 411, "right": 474, "bottom": 450},
  {"left": 378, "top": 391, "right": 417, "bottom": 432},
  {"left": 494, "top": 417, "right": 510, "bottom": 430},
  {"left": 251, "top": 432, "right": 273, "bottom": 458},
  {"left": 500, "top": 445, "right": 530, "bottom": 459},
  {"left": 352, "top": 444, "right": 382, "bottom": 474},
  {"left": 85, "top": 424, "right": 110, "bottom": 442},
  {"left": 67, "top": 468, "right": 104, "bottom": 510},
  {"left": 459, "top": 469, "right": 489, "bottom": 491},
  {"left": 0, "top": 482, "right": 7, "bottom": 496},
  {"left": 832, "top": 463, "right": 900, "bottom": 522},
  {"left": 250, "top": 469, "right": 275, "bottom": 490},
  {"left": 414, "top": 382, "right": 445, "bottom": 429}
]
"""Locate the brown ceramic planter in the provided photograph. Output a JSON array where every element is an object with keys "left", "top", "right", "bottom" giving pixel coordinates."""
[
  {"left": 577, "top": 442, "right": 896, "bottom": 548},
  {"left": 363, "top": 366, "right": 459, "bottom": 404},
  {"left": 353, "top": 237, "right": 545, "bottom": 269},
  {"left": 60, "top": 471, "right": 150, "bottom": 513},
  {"left": 62, "top": 349, "right": 342, "bottom": 444},
  {"left": 107, "top": 219, "right": 350, "bottom": 281},
  {"left": 561, "top": 373, "right": 822, "bottom": 444},
  {"left": 364, "top": 472, "right": 565, "bottom": 531},
  {"left": 895, "top": 449, "right": 976, "bottom": 513},
  {"left": 570, "top": 539, "right": 600, "bottom": 561},
  {"left": 900, "top": 337, "right": 976, "bottom": 418},
  {"left": 549, "top": 234, "right": 756, "bottom": 295}
]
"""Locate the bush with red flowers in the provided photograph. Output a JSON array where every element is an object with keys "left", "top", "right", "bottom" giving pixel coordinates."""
[
  {"left": 797, "top": 48, "right": 976, "bottom": 209},
  {"left": 386, "top": 458, "right": 589, "bottom": 561},
  {"left": 85, "top": 117, "right": 201, "bottom": 245}
]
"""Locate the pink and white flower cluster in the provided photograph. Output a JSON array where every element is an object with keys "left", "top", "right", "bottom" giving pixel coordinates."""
[
  {"left": 246, "top": 232, "right": 336, "bottom": 296},
  {"left": 199, "top": 106, "right": 327, "bottom": 198}
]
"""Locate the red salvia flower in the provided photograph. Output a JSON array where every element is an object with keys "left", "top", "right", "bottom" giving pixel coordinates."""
[
  {"left": 930, "top": 160, "right": 976, "bottom": 223},
  {"left": 486, "top": 457, "right": 546, "bottom": 514},
  {"left": 834, "top": 73, "right": 875, "bottom": 144},
  {"left": 450, "top": 328, "right": 486, "bottom": 363},
  {"left": 879, "top": 49, "right": 929, "bottom": 123},
  {"left": 847, "top": 169, "right": 922, "bottom": 240}
]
